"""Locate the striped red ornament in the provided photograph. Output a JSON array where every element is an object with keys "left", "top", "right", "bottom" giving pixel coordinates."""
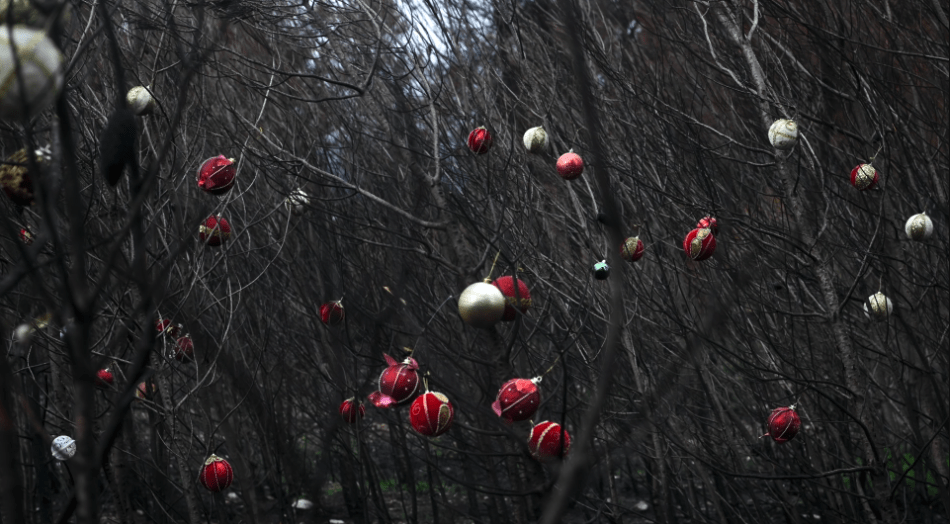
[
  {"left": 409, "top": 392, "right": 454, "bottom": 437},
  {"left": 528, "top": 421, "right": 570, "bottom": 460},
  {"left": 764, "top": 406, "right": 801, "bottom": 443},
  {"left": 467, "top": 127, "right": 492, "bottom": 155},
  {"left": 199, "top": 454, "right": 234, "bottom": 492},
  {"left": 197, "top": 155, "right": 236, "bottom": 195},
  {"left": 339, "top": 398, "right": 365, "bottom": 423},
  {"left": 199, "top": 216, "right": 231, "bottom": 246},
  {"left": 174, "top": 335, "right": 194, "bottom": 361},
  {"left": 620, "top": 237, "right": 644, "bottom": 262},
  {"left": 368, "top": 354, "right": 420, "bottom": 408},
  {"left": 850, "top": 164, "right": 879, "bottom": 191},
  {"left": 683, "top": 227, "right": 716, "bottom": 261},
  {"left": 492, "top": 276, "right": 532, "bottom": 322},
  {"left": 492, "top": 378, "right": 540, "bottom": 423},
  {"left": 320, "top": 301, "right": 345, "bottom": 325}
]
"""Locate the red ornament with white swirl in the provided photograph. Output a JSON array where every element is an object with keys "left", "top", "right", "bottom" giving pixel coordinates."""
[
  {"left": 197, "top": 155, "right": 236, "bottom": 195},
  {"left": 492, "top": 378, "right": 540, "bottom": 423},
  {"left": 850, "top": 164, "right": 879, "bottom": 191},
  {"left": 368, "top": 354, "right": 421, "bottom": 408},
  {"left": 764, "top": 405, "right": 801, "bottom": 443},
  {"left": 199, "top": 454, "right": 234, "bottom": 492},
  {"left": 410, "top": 391, "right": 454, "bottom": 437},
  {"left": 528, "top": 421, "right": 571, "bottom": 460},
  {"left": 683, "top": 228, "right": 716, "bottom": 261}
]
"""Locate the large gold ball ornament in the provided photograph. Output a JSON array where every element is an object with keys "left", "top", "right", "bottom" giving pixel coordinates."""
[
  {"left": 126, "top": 86, "right": 156, "bottom": 115},
  {"left": 458, "top": 281, "right": 506, "bottom": 328},
  {"left": 863, "top": 292, "right": 893, "bottom": 321},
  {"left": 0, "top": 26, "right": 64, "bottom": 120},
  {"left": 904, "top": 213, "right": 933, "bottom": 241},
  {"left": 523, "top": 126, "right": 549, "bottom": 154},
  {"left": 768, "top": 119, "right": 798, "bottom": 150}
]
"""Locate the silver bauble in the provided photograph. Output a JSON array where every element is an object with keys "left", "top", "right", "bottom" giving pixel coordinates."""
[
  {"left": 768, "top": 119, "right": 798, "bottom": 150},
  {"left": 523, "top": 126, "right": 549, "bottom": 154},
  {"left": 458, "top": 281, "right": 505, "bottom": 328},
  {"left": 51, "top": 435, "right": 76, "bottom": 461},
  {"left": 863, "top": 292, "right": 893, "bottom": 321},
  {"left": 904, "top": 213, "right": 933, "bottom": 241},
  {"left": 0, "top": 26, "right": 64, "bottom": 120},
  {"left": 126, "top": 86, "right": 156, "bottom": 115},
  {"left": 285, "top": 188, "right": 310, "bottom": 214}
]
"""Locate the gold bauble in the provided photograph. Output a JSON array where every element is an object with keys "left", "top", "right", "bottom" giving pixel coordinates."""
[
  {"left": 863, "top": 292, "right": 893, "bottom": 321},
  {"left": 458, "top": 281, "right": 505, "bottom": 328},
  {"left": 768, "top": 119, "right": 798, "bottom": 150},
  {"left": 904, "top": 213, "right": 933, "bottom": 241}
]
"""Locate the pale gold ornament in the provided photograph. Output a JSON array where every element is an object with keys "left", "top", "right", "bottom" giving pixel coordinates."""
[
  {"left": 863, "top": 292, "right": 893, "bottom": 321},
  {"left": 285, "top": 188, "right": 310, "bottom": 215},
  {"left": 126, "top": 86, "right": 156, "bottom": 116},
  {"left": 523, "top": 126, "right": 548, "bottom": 154},
  {"left": 458, "top": 281, "right": 505, "bottom": 328},
  {"left": 768, "top": 119, "right": 798, "bottom": 150},
  {"left": 904, "top": 213, "right": 933, "bottom": 241},
  {"left": 0, "top": 26, "right": 63, "bottom": 120}
]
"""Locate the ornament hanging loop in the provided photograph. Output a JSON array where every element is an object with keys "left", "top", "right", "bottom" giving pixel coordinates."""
[{"left": 485, "top": 251, "right": 502, "bottom": 282}]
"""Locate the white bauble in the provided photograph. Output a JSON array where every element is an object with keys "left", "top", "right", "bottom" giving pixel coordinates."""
[
  {"left": 126, "top": 86, "right": 156, "bottom": 115},
  {"left": 51, "top": 435, "right": 76, "bottom": 461},
  {"left": 0, "top": 26, "right": 64, "bottom": 120},
  {"left": 14, "top": 323, "right": 32, "bottom": 343},
  {"left": 768, "top": 119, "right": 798, "bottom": 150},
  {"left": 863, "top": 292, "right": 893, "bottom": 321},
  {"left": 458, "top": 281, "right": 506, "bottom": 328},
  {"left": 523, "top": 126, "right": 548, "bottom": 154},
  {"left": 285, "top": 188, "right": 310, "bottom": 214},
  {"left": 904, "top": 213, "right": 933, "bottom": 241},
  {"left": 292, "top": 499, "right": 314, "bottom": 510}
]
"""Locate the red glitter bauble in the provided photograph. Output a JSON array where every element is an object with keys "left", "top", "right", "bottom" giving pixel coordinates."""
[
  {"left": 850, "top": 164, "right": 879, "bottom": 191},
  {"left": 467, "top": 127, "right": 492, "bottom": 155},
  {"left": 620, "top": 237, "right": 644, "bottom": 262},
  {"left": 199, "top": 454, "right": 234, "bottom": 492},
  {"left": 155, "top": 318, "right": 181, "bottom": 338},
  {"left": 410, "top": 391, "right": 454, "bottom": 437},
  {"left": 528, "top": 421, "right": 571, "bottom": 460},
  {"left": 491, "top": 378, "right": 540, "bottom": 423},
  {"left": 368, "top": 354, "right": 421, "bottom": 408},
  {"left": 19, "top": 228, "right": 33, "bottom": 245},
  {"left": 683, "top": 228, "right": 716, "bottom": 261},
  {"left": 174, "top": 335, "right": 194, "bottom": 361},
  {"left": 320, "top": 301, "right": 345, "bottom": 325},
  {"left": 696, "top": 216, "right": 718, "bottom": 235},
  {"left": 199, "top": 216, "right": 232, "bottom": 246},
  {"left": 197, "top": 155, "right": 236, "bottom": 195},
  {"left": 765, "top": 406, "right": 801, "bottom": 443},
  {"left": 492, "top": 276, "right": 532, "bottom": 322},
  {"left": 339, "top": 398, "right": 365, "bottom": 423},
  {"left": 95, "top": 369, "right": 114, "bottom": 388},
  {"left": 556, "top": 151, "right": 584, "bottom": 180}
]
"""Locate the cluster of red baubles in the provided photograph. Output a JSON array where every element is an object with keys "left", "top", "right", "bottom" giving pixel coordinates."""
[
  {"left": 194, "top": 155, "right": 237, "bottom": 247},
  {"left": 154, "top": 317, "right": 195, "bottom": 362},
  {"left": 491, "top": 377, "right": 570, "bottom": 460},
  {"left": 467, "top": 127, "right": 585, "bottom": 181}
]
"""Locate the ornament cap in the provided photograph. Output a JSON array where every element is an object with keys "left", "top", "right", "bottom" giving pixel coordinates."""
[{"left": 204, "top": 454, "right": 222, "bottom": 465}]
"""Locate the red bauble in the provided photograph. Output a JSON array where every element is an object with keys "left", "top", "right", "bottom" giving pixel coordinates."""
[
  {"left": 696, "top": 216, "right": 718, "bottom": 235},
  {"left": 95, "top": 369, "right": 114, "bottom": 388},
  {"left": 19, "top": 228, "right": 33, "bottom": 245},
  {"left": 368, "top": 354, "right": 421, "bottom": 408},
  {"left": 199, "top": 216, "right": 232, "bottom": 246},
  {"left": 155, "top": 318, "right": 182, "bottom": 338},
  {"left": 135, "top": 381, "right": 155, "bottom": 400},
  {"left": 850, "top": 164, "right": 879, "bottom": 191},
  {"left": 339, "top": 398, "right": 365, "bottom": 423},
  {"left": 199, "top": 454, "right": 234, "bottom": 492},
  {"left": 556, "top": 151, "right": 584, "bottom": 180},
  {"left": 467, "top": 127, "right": 492, "bottom": 155},
  {"left": 492, "top": 276, "right": 532, "bottom": 322},
  {"left": 528, "top": 421, "right": 571, "bottom": 460},
  {"left": 320, "top": 301, "right": 345, "bottom": 325},
  {"left": 765, "top": 406, "right": 801, "bottom": 443},
  {"left": 683, "top": 227, "right": 716, "bottom": 261},
  {"left": 620, "top": 237, "right": 644, "bottom": 262},
  {"left": 410, "top": 391, "right": 454, "bottom": 437},
  {"left": 197, "top": 155, "right": 236, "bottom": 195},
  {"left": 491, "top": 378, "right": 540, "bottom": 423},
  {"left": 174, "top": 335, "right": 194, "bottom": 361}
]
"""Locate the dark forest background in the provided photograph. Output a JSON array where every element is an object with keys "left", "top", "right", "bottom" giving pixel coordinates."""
[{"left": 1, "top": 0, "right": 948, "bottom": 522}]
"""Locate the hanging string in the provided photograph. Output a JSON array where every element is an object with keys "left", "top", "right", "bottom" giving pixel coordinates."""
[{"left": 483, "top": 251, "right": 501, "bottom": 282}]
